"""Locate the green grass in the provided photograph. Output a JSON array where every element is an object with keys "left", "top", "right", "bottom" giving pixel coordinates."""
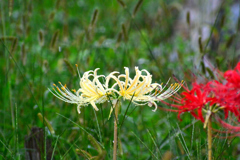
[{"left": 1, "top": 0, "right": 240, "bottom": 159}]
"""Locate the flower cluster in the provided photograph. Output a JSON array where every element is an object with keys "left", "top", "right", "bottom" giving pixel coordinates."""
[
  {"left": 49, "top": 67, "right": 182, "bottom": 113},
  {"left": 167, "top": 62, "right": 240, "bottom": 131}
]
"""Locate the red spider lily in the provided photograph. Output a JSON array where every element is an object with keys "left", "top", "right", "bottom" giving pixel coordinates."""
[
  {"left": 161, "top": 62, "right": 240, "bottom": 126},
  {"left": 177, "top": 83, "right": 217, "bottom": 122},
  {"left": 163, "top": 79, "right": 239, "bottom": 123},
  {"left": 160, "top": 82, "right": 216, "bottom": 122}
]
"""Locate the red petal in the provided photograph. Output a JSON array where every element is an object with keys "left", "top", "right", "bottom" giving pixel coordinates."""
[
  {"left": 197, "top": 108, "right": 205, "bottom": 122},
  {"left": 224, "top": 109, "right": 229, "bottom": 119}
]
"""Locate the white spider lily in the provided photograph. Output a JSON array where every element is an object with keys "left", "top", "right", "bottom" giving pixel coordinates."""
[
  {"left": 107, "top": 67, "right": 183, "bottom": 112},
  {"left": 49, "top": 68, "right": 114, "bottom": 113}
]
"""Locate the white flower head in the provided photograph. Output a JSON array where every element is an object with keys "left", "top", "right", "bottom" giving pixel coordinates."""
[
  {"left": 49, "top": 68, "right": 114, "bottom": 113},
  {"left": 107, "top": 67, "right": 183, "bottom": 112}
]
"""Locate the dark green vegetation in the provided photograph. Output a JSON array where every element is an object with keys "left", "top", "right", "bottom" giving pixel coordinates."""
[{"left": 1, "top": 0, "right": 239, "bottom": 159}]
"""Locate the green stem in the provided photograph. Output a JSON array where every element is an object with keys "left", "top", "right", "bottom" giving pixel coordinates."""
[
  {"left": 207, "top": 118, "right": 212, "bottom": 160},
  {"left": 113, "top": 100, "right": 119, "bottom": 160}
]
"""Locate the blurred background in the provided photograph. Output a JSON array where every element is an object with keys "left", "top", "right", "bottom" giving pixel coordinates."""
[{"left": 1, "top": 0, "right": 240, "bottom": 159}]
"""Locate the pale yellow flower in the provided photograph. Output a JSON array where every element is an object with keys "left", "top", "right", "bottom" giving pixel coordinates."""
[
  {"left": 107, "top": 67, "right": 182, "bottom": 111},
  {"left": 49, "top": 68, "right": 114, "bottom": 113}
]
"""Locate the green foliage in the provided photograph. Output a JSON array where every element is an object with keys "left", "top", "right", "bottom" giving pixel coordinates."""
[{"left": 0, "top": 0, "right": 240, "bottom": 159}]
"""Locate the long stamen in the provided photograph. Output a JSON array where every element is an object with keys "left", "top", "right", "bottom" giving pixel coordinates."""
[{"left": 76, "top": 64, "right": 81, "bottom": 79}]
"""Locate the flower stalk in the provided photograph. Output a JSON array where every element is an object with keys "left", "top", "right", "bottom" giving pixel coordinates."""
[
  {"left": 113, "top": 100, "right": 120, "bottom": 160},
  {"left": 207, "top": 117, "right": 212, "bottom": 160}
]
